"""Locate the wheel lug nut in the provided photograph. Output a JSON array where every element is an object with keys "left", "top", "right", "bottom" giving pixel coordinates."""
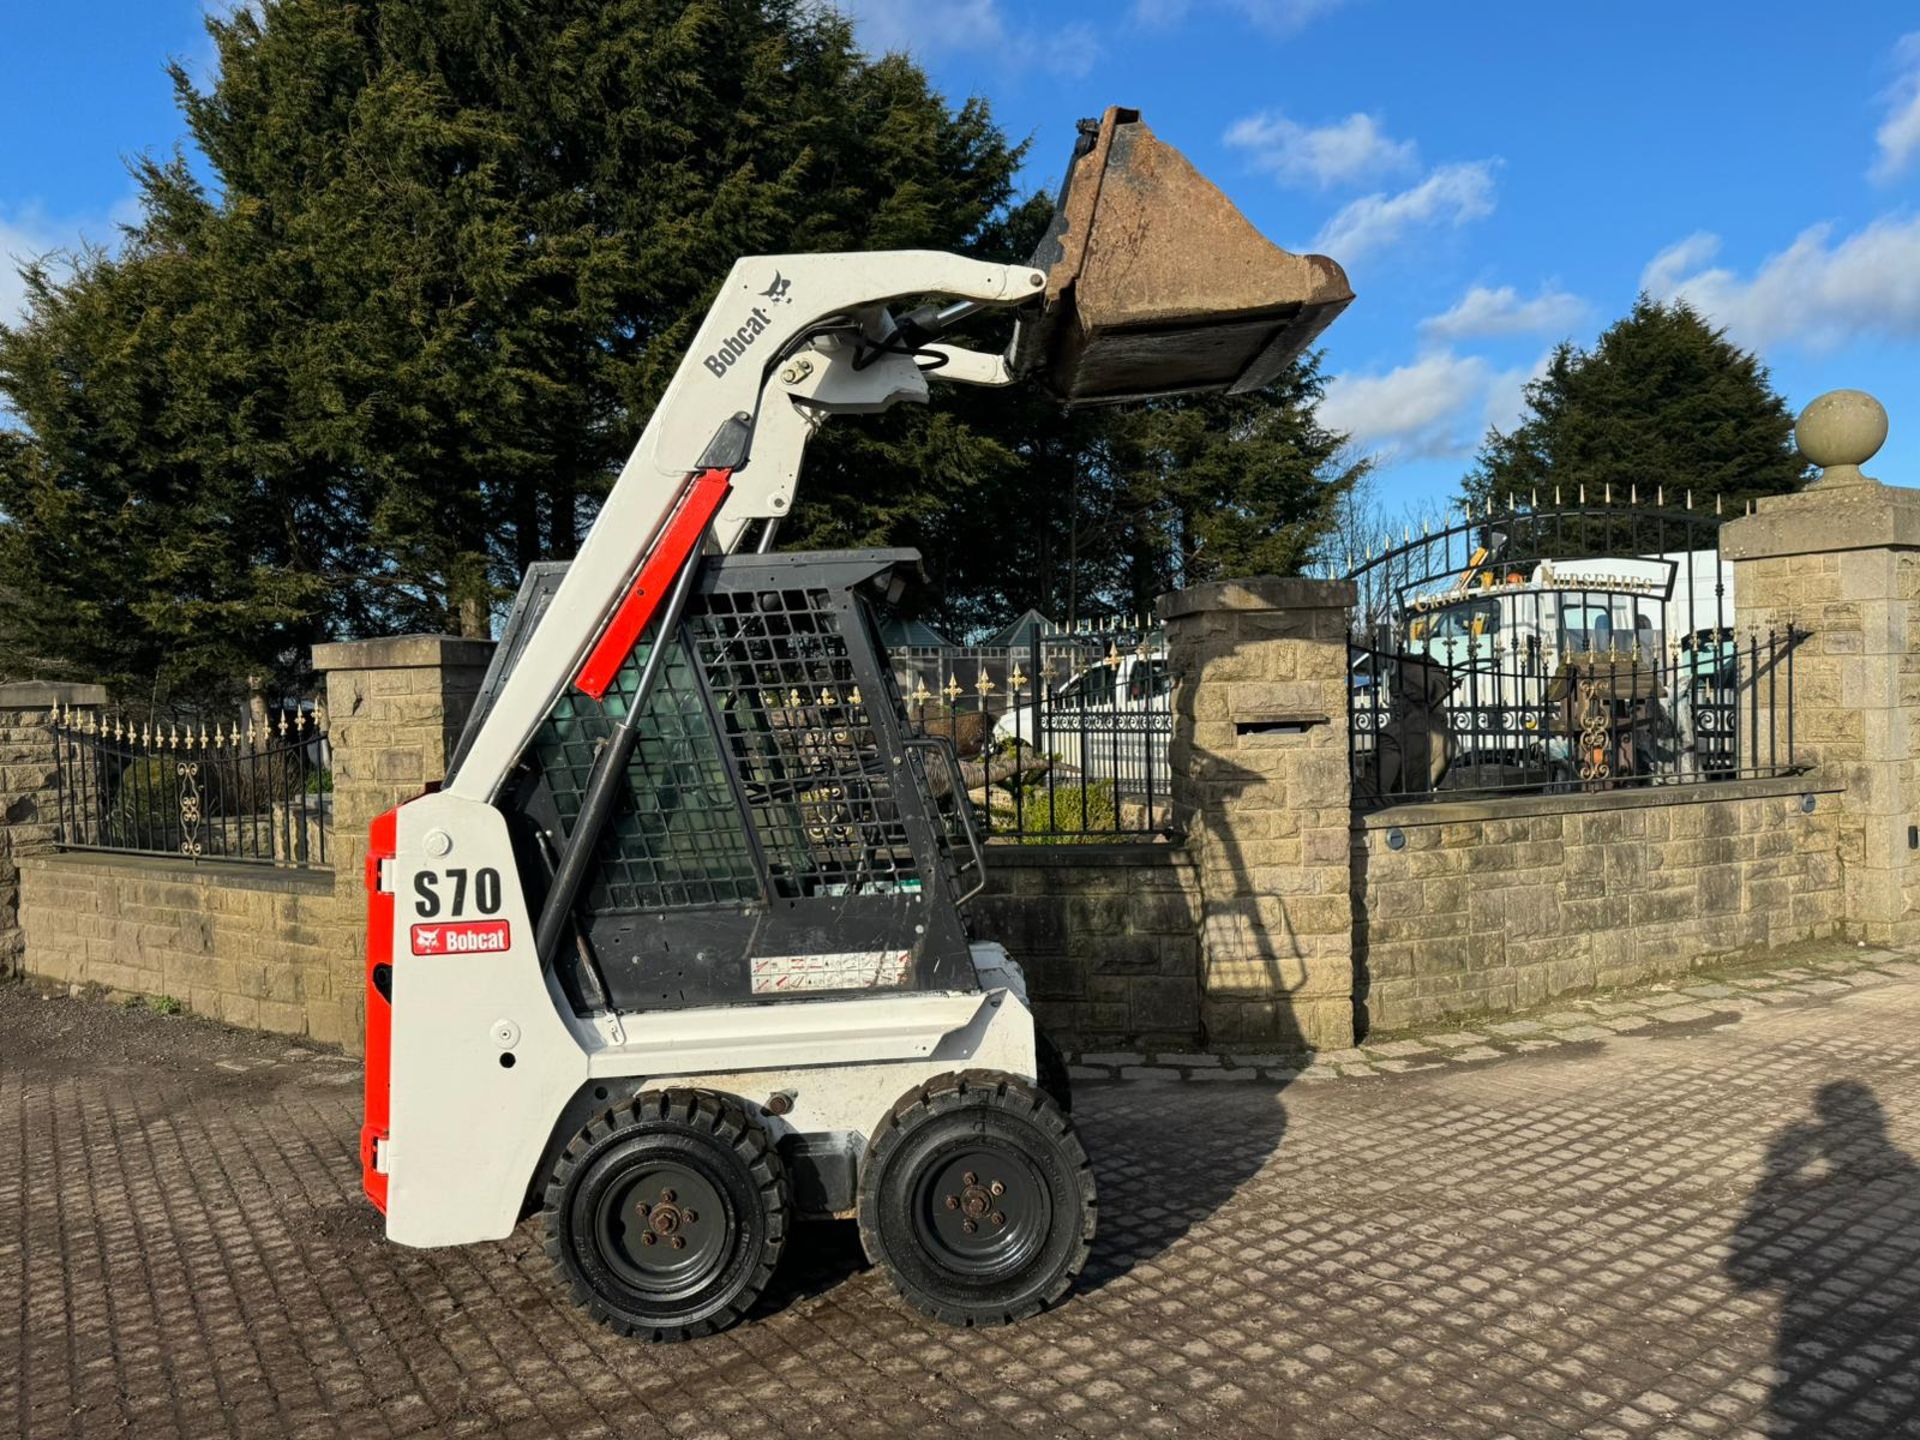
[
  {"left": 642, "top": 1232, "right": 657, "bottom": 1246},
  {"left": 683, "top": 1209, "right": 697, "bottom": 1224},
  {"left": 962, "top": 1219, "right": 977, "bottom": 1234},
  {"left": 671, "top": 1236, "right": 686, "bottom": 1250},
  {"left": 989, "top": 1181, "right": 1005, "bottom": 1196},
  {"left": 944, "top": 1195, "right": 960, "bottom": 1210},
  {"left": 962, "top": 1171, "right": 977, "bottom": 1186},
  {"left": 661, "top": 1189, "right": 676, "bottom": 1203},
  {"left": 992, "top": 1211, "right": 1006, "bottom": 1227}
]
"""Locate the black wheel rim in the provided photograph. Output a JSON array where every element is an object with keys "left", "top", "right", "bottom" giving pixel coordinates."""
[
  {"left": 909, "top": 1141, "right": 1052, "bottom": 1278},
  {"left": 593, "top": 1159, "right": 732, "bottom": 1299}
]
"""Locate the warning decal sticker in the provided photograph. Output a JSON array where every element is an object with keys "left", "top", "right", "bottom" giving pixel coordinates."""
[{"left": 750, "top": 950, "right": 912, "bottom": 994}]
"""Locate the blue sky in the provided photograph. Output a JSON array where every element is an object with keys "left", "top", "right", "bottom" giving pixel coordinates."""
[{"left": 4, "top": 1, "right": 1918, "bottom": 516}]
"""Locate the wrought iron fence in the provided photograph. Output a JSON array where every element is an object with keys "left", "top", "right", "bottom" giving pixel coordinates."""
[
  {"left": 897, "top": 620, "right": 1175, "bottom": 842},
  {"left": 1349, "top": 627, "right": 1806, "bottom": 804},
  {"left": 1342, "top": 489, "right": 1808, "bottom": 805},
  {"left": 49, "top": 706, "right": 332, "bottom": 867}
]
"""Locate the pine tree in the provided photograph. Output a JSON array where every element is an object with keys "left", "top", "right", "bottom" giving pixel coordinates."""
[
  {"left": 1465, "top": 297, "right": 1809, "bottom": 516},
  {"left": 0, "top": 0, "right": 1360, "bottom": 692}
]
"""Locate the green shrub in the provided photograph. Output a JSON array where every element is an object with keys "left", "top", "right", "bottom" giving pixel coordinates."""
[{"left": 992, "top": 778, "right": 1121, "bottom": 844}]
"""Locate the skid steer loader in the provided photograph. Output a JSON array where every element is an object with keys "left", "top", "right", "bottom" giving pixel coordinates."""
[{"left": 360, "top": 107, "right": 1352, "bottom": 1339}]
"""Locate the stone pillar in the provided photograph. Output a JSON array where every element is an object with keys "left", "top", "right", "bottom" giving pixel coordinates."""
[
  {"left": 1723, "top": 389, "right": 1918, "bottom": 944},
  {"left": 310, "top": 635, "right": 494, "bottom": 1049},
  {"left": 0, "top": 682, "right": 107, "bottom": 978},
  {"left": 1160, "top": 577, "right": 1357, "bottom": 1052}
]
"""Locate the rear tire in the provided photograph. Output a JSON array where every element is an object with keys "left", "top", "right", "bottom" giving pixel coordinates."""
[
  {"left": 543, "top": 1088, "right": 787, "bottom": 1341},
  {"left": 858, "top": 1070, "right": 1096, "bottom": 1327}
]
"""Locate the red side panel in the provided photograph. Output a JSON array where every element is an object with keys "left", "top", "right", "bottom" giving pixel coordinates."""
[
  {"left": 574, "top": 467, "right": 734, "bottom": 701},
  {"left": 361, "top": 806, "right": 399, "bottom": 1213}
]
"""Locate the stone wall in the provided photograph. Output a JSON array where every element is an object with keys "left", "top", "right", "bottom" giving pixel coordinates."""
[
  {"left": 20, "top": 853, "right": 335, "bottom": 1031},
  {"left": 1353, "top": 777, "right": 1844, "bottom": 1033},
  {"left": 1160, "top": 577, "right": 1358, "bottom": 1051},
  {"left": 969, "top": 845, "right": 1202, "bottom": 1049},
  {"left": 0, "top": 682, "right": 105, "bottom": 979},
  {"left": 1726, "top": 487, "right": 1920, "bottom": 948},
  {"left": 15, "top": 636, "right": 492, "bottom": 1051}
]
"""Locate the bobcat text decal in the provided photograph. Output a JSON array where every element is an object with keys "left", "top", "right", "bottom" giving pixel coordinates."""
[{"left": 411, "top": 921, "right": 511, "bottom": 956}]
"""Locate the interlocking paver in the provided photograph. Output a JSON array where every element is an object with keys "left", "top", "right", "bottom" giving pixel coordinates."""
[{"left": 8, "top": 974, "right": 1920, "bottom": 1439}]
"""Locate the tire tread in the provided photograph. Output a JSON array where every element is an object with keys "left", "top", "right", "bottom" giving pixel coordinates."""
[{"left": 541, "top": 1087, "right": 787, "bottom": 1342}]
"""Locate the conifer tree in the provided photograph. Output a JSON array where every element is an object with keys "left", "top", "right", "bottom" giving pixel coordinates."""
[
  {"left": 0, "top": 0, "right": 1359, "bottom": 691},
  {"left": 1466, "top": 297, "right": 1808, "bottom": 516}
]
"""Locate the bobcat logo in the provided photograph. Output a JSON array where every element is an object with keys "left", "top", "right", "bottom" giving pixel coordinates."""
[
  {"left": 760, "top": 272, "right": 792, "bottom": 305},
  {"left": 415, "top": 928, "right": 440, "bottom": 951}
]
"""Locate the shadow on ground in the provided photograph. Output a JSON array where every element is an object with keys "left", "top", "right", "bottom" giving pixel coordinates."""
[
  {"left": 747, "top": 1079, "right": 1293, "bottom": 1316},
  {"left": 1729, "top": 1079, "right": 1920, "bottom": 1438},
  {"left": 1074, "top": 1079, "right": 1290, "bottom": 1292}
]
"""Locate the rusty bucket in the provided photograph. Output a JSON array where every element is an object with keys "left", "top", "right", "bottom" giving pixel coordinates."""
[{"left": 1015, "top": 106, "right": 1354, "bottom": 406}]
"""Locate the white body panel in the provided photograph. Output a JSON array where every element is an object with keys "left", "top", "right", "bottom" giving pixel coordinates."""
[{"left": 383, "top": 792, "right": 1037, "bottom": 1249}]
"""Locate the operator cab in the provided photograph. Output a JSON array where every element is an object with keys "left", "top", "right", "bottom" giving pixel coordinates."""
[{"left": 456, "top": 550, "right": 983, "bottom": 1018}]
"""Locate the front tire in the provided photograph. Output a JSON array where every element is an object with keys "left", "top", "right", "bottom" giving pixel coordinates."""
[
  {"left": 858, "top": 1070, "right": 1096, "bottom": 1327},
  {"left": 543, "top": 1089, "right": 787, "bottom": 1341}
]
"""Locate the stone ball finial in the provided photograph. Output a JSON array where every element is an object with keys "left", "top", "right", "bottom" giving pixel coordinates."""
[{"left": 1797, "top": 389, "right": 1887, "bottom": 488}]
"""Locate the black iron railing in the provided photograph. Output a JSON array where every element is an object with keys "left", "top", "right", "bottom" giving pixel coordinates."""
[
  {"left": 49, "top": 707, "right": 332, "bottom": 867},
  {"left": 1349, "top": 627, "right": 1806, "bottom": 805},
  {"left": 900, "top": 623, "right": 1175, "bottom": 842}
]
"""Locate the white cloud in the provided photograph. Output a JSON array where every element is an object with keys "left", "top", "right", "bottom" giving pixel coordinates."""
[
  {"left": 1135, "top": 0, "right": 1348, "bottom": 34},
  {"left": 0, "top": 199, "right": 137, "bottom": 325},
  {"left": 1312, "top": 160, "right": 1498, "bottom": 262},
  {"left": 1873, "top": 32, "right": 1920, "bottom": 182},
  {"left": 1639, "top": 231, "right": 1721, "bottom": 298},
  {"left": 1481, "top": 349, "right": 1554, "bottom": 437},
  {"left": 1420, "top": 284, "right": 1586, "bottom": 341},
  {"left": 1224, "top": 110, "right": 1417, "bottom": 189},
  {"left": 1641, "top": 215, "right": 1920, "bottom": 350},
  {"left": 1319, "top": 351, "right": 1495, "bottom": 462},
  {"left": 831, "top": 1, "right": 1099, "bottom": 75}
]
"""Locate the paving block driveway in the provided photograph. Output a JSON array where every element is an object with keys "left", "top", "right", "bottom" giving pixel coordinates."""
[{"left": 5, "top": 970, "right": 1920, "bottom": 1440}]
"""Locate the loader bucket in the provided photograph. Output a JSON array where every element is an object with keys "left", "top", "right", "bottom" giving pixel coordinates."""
[{"left": 1015, "top": 106, "right": 1354, "bottom": 406}]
